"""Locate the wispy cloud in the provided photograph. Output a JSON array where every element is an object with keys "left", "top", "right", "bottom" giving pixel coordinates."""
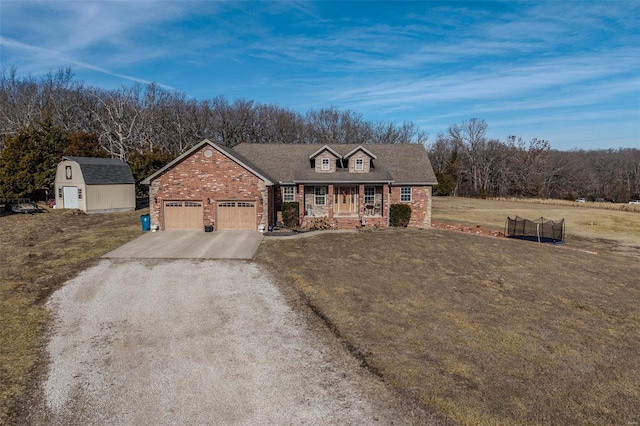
[
  {"left": 0, "top": 0, "right": 637, "bottom": 150},
  {"left": 0, "top": 1, "right": 200, "bottom": 81},
  {"left": 0, "top": 35, "right": 178, "bottom": 89}
]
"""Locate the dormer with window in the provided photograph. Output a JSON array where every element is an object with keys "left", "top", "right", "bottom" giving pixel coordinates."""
[
  {"left": 344, "top": 146, "right": 376, "bottom": 173},
  {"left": 309, "top": 145, "right": 341, "bottom": 173}
]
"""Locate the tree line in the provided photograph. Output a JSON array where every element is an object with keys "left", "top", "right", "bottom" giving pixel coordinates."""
[
  {"left": 0, "top": 67, "right": 426, "bottom": 199},
  {"left": 0, "top": 67, "right": 426, "bottom": 157},
  {"left": 428, "top": 118, "right": 640, "bottom": 202},
  {"left": 0, "top": 67, "right": 638, "bottom": 202}
]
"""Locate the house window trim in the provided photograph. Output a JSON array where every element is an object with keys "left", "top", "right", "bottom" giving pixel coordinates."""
[
  {"left": 321, "top": 158, "right": 330, "bottom": 171},
  {"left": 314, "top": 187, "right": 326, "bottom": 205},
  {"left": 355, "top": 158, "right": 364, "bottom": 171},
  {"left": 400, "top": 186, "right": 412, "bottom": 202},
  {"left": 282, "top": 186, "right": 295, "bottom": 202}
]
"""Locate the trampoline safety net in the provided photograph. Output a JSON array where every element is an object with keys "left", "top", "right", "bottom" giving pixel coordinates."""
[{"left": 505, "top": 216, "right": 565, "bottom": 244}]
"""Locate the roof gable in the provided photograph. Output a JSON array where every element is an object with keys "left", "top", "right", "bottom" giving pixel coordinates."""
[
  {"left": 141, "top": 140, "right": 274, "bottom": 185},
  {"left": 62, "top": 156, "right": 134, "bottom": 185},
  {"left": 308, "top": 145, "right": 341, "bottom": 159},
  {"left": 343, "top": 145, "right": 377, "bottom": 160}
]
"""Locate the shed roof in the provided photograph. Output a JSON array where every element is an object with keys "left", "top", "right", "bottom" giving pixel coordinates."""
[{"left": 63, "top": 156, "right": 135, "bottom": 185}]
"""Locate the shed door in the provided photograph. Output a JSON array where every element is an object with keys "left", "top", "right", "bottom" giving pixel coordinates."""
[
  {"left": 217, "top": 201, "right": 256, "bottom": 230},
  {"left": 63, "top": 186, "right": 79, "bottom": 209},
  {"left": 164, "top": 201, "right": 203, "bottom": 230}
]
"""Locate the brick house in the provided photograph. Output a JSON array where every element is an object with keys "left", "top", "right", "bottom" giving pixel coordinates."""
[{"left": 142, "top": 139, "right": 438, "bottom": 231}]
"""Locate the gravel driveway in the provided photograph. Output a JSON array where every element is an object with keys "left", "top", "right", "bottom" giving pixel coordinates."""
[{"left": 29, "top": 259, "right": 443, "bottom": 425}]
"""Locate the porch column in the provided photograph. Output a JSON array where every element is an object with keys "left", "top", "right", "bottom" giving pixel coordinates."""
[
  {"left": 383, "top": 183, "right": 390, "bottom": 226},
  {"left": 359, "top": 184, "right": 365, "bottom": 217},
  {"left": 298, "top": 183, "right": 305, "bottom": 222},
  {"left": 328, "top": 184, "right": 334, "bottom": 220}
]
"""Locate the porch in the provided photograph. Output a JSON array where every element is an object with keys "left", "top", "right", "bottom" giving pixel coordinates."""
[{"left": 299, "top": 183, "right": 389, "bottom": 229}]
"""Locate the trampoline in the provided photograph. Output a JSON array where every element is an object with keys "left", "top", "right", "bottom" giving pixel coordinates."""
[{"left": 505, "top": 216, "right": 565, "bottom": 244}]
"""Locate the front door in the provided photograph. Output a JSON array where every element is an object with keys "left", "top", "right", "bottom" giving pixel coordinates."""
[{"left": 335, "top": 186, "right": 358, "bottom": 215}]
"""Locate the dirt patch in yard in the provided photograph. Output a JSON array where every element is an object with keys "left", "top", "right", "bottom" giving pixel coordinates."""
[{"left": 432, "top": 222, "right": 504, "bottom": 238}]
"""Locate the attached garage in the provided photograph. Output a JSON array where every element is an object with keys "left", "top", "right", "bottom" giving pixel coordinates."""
[
  {"left": 164, "top": 201, "right": 203, "bottom": 230},
  {"left": 217, "top": 201, "right": 256, "bottom": 230},
  {"left": 142, "top": 141, "right": 273, "bottom": 232}
]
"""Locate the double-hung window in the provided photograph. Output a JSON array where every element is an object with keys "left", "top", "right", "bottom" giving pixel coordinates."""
[
  {"left": 364, "top": 187, "right": 375, "bottom": 205},
  {"left": 283, "top": 186, "right": 295, "bottom": 202},
  {"left": 355, "top": 158, "right": 364, "bottom": 171},
  {"left": 400, "top": 186, "right": 412, "bottom": 202},
  {"left": 321, "top": 158, "right": 330, "bottom": 171},
  {"left": 315, "top": 187, "right": 326, "bottom": 205}
]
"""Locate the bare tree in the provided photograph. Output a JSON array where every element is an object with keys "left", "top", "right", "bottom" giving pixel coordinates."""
[
  {"left": 0, "top": 67, "right": 42, "bottom": 139},
  {"left": 91, "top": 85, "right": 143, "bottom": 160},
  {"left": 448, "top": 118, "right": 488, "bottom": 195},
  {"left": 253, "top": 104, "right": 304, "bottom": 144}
]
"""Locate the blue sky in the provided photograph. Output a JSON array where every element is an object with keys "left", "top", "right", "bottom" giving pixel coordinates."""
[{"left": 1, "top": 1, "right": 638, "bottom": 151}]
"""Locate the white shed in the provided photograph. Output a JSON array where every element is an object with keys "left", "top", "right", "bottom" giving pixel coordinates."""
[{"left": 54, "top": 156, "right": 135, "bottom": 213}]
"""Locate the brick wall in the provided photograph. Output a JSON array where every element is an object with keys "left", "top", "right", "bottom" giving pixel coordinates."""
[
  {"left": 148, "top": 145, "right": 267, "bottom": 230},
  {"left": 389, "top": 185, "right": 432, "bottom": 228}
]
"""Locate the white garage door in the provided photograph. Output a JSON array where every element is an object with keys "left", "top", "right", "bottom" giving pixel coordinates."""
[
  {"left": 164, "top": 201, "right": 203, "bottom": 230},
  {"left": 217, "top": 201, "right": 256, "bottom": 230}
]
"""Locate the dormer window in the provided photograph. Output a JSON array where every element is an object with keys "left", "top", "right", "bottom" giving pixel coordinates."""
[
  {"left": 344, "top": 146, "right": 376, "bottom": 173},
  {"left": 321, "top": 158, "right": 330, "bottom": 171}
]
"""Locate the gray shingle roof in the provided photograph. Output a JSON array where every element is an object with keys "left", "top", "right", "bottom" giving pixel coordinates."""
[
  {"left": 142, "top": 141, "right": 438, "bottom": 186},
  {"left": 64, "top": 156, "right": 135, "bottom": 185},
  {"left": 232, "top": 143, "right": 437, "bottom": 185}
]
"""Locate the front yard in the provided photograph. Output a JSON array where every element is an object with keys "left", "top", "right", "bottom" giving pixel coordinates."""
[
  {"left": 2, "top": 198, "right": 639, "bottom": 424},
  {"left": 256, "top": 223, "right": 639, "bottom": 424},
  {"left": 0, "top": 207, "right": 143, "bottom": 423}
]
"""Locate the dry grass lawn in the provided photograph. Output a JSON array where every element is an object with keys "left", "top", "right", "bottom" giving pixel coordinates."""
[
  {"left": 433, "top": 197, "right": 640, "bottom": 256},
  {"left": 256, "top": 198, "right": 640, "bottom": 425},
  {"left": 0, "top": 207, "right": 142, "bottom": 424},
  {"left": 1, "top": 197, "right": 638, "bottom": 425}
]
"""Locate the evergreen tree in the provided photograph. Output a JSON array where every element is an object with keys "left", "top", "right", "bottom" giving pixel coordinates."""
[
  {"left": 64, "top": 131, "right": 106, "bottom": 157},
  {"left": 0, "top": 120, "right": 67, "bottom": 200},
  {"left": 127, "top": 149, "right": 174, "bottom": 195}
]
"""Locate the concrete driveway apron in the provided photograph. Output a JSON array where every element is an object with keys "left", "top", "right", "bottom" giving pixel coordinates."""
[{"left": 102, "top": 231, "right": 263, "bottom": 260}]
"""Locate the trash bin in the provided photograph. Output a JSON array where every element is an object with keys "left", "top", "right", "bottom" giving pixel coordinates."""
[{"left": 140, "top": 214, "right": 150, "bottom": 231}]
